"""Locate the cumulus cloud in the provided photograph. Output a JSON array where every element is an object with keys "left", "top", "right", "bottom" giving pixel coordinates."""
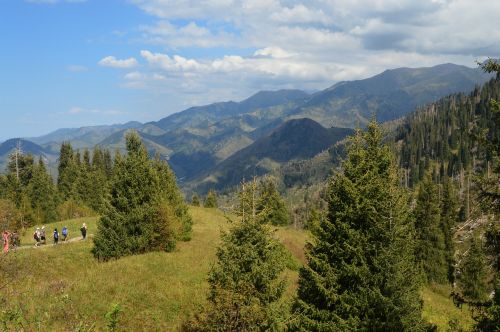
[
  {"left": 105, "top": 0, "right": 500, "bottom": 110},
  {"left": 98, "top": 56, "right": 138, "bottom": 68}
]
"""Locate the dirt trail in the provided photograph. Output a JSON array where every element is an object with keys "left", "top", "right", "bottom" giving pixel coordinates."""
[{"left": 12, "top": 235, "right": 94, "bottom": 251}]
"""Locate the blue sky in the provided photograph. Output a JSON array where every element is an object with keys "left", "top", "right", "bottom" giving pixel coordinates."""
[{"left": 1, "top": 0, "right": 499, "bottom": 141}]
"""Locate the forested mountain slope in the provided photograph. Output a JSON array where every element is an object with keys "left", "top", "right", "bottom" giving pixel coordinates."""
[
  {"left": 273, "top": 76, "right": 500, "bottom": 206},
  {"left": 396, "top": 76, "right": 500, "bottom": 187},
  {"left": 191, "top": 118, "right": 353, "bottom": 192},
  {"left": 0, "top": 138, "right": 57, "bottom": 172},
  {"left": 290, "top": 63, "right": 492, "bottom": 128}
]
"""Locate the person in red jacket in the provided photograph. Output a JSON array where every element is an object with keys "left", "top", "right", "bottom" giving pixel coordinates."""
[{"left": 2, "top": 230, "right": 10, "bottom": 253}]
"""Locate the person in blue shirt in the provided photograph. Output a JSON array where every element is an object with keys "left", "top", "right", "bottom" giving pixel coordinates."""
[{"left": 62, "top": 226, "right": 68, "bottom": 242}]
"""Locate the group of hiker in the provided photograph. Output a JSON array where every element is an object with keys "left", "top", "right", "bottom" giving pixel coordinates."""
[
  {"left": 1, "top": 222, "right": 90, "bottom": 253},
  {"left": 33, "top": 223, "right": 87, "bottom": 246}
]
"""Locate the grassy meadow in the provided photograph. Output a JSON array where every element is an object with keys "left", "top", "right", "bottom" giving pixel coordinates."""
[{"left": 1, "top": 207, "right": 472, "bottom": 331}]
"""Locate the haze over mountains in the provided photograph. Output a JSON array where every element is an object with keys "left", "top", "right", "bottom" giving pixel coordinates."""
[{"left": 0, "top": 63, "right": 493, "bottom": 190}]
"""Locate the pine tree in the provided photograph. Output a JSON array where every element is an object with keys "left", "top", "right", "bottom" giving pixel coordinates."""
[
  {"left": 463, "top": 59, "right": 500, "bottom": 331},
  {"left": 5, "top": 152, "right": 35, "bottom": 226},
  {"left": 440, "top": 175, "right": 459, "bottom": 283},
  {"left": 191, "top": 194, "right": 200, "bottom": 206},
  {"left": 152, "top": 154, "right": 192, "bottom": 241},
  {"left": 28, "top": 158, "right": 58, "bottom": 224},
  {"left": 414, "top": 170, "right": 448, "bottom": 284},
  {"left": 458, "top": 237, "right": 488, "bottom": 302},
  {"left": 74, "top": 146, "right": 110, "bottom": 213},
  {"left": 186, "top": 180, "right": 288, "bottom": 331},
  {"left": 92, "top": 131, "right": 189, "bottom": 261},
  {"left": 256, "top": 178, "right": 289, "bottom": 226},
  {"left": 57, "top": 142, "right": 78, "bottom": 199},
  {"left": 291, "top": 121, "right": 426, "bottom": 331},
  {"left": 204, "top": 190, "right": 218, "bottom": 208}
]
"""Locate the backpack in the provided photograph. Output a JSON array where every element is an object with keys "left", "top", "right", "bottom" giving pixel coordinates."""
[
  {"left": 54, "top": 231, "right": 58, "bottom": 239},
  {"left": 62, "top": 228, "right": 68, "bottom": 236}
]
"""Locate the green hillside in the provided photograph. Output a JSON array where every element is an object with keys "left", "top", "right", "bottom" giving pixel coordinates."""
[
  {"left": 1, "top": 207, "right": 472, "bottom": 331},
  {"left": 1, "top": 207, "right": 307, "bottom": 331}
]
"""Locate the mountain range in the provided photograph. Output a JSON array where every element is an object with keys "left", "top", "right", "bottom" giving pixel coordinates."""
[{"left": 0, "top": 63, "right": 493, "bottom": 192}]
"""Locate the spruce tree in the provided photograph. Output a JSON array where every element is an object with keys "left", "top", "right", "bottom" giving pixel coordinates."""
[
  {"left": 458, "top": 237, "right": 488, "bottom": 302},
  {"left": 204, "top": 190, "right": 218, "bottom": 208},
  {"left": 461, "top": 59, "right": 500, "bottom": 331},
  {"left": 440, "top": 175, "right": 458, "bottom": 282},
  {"left": 186, "top": 180, "right": 287, "bottom": 331},
  {"left": 92, "top": 131, "right": 189, "bottom": 261},
  {"left": 57, "top": 142, "right": 78, "bottom": 199},
  {"left": 152, "top": 154, "right": 192, "bottom": 241},
  {"left": 75, "top": 146, "right": 110, "bottom": 213},
  {"left": 5, "top": 152, "right": 35, "bottom": 226},
  {"left": 28, "top": 158, "right": 58, "bottom": 224},
  {"left": 191, "top": 194, "right": 200, "bottom": 206},
  {"left": 291, "top": 121, "right": 426, "bottom": 331},
  {"left": 414, "top": 170, "right": 448, "bottom": 284},
  {"left": 256, "top": 178, "right": 289, "bottom": 226}
]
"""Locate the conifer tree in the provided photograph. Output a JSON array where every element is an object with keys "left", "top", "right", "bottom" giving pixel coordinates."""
[
  {"left": 452, "top": 59, "right": 500, "bottom": 331},
  {"left": 256, "top": 178, "right": 289, "bottom": 226},
  {"left": 440, "top": 175, "right": 458, "bottom": 282},
  {"left": 103, "top": 149, "right": 114, "bottom": 177},
  {"left": 236, "top": 179, "right": 257, "bottom": 220},
  {"left": 5, "top": 152, "right": 35, "bottom": 226},
  {"left": 28, "top": 158, "right": 58, "bottom": 224},
  {"left": 458, "top": 237, "right": 489, "bottom": 302},
  {"left": 291, "top": 121, "right": 426, "bottom": 331},
  {"left": 204, "top": 190, "right": 218, "bottom": 208},
  {"left": 191, "top": 194, "right": 200, "bottom": 206},
  {"left": 57, "top": 142, "right": 78, "bottom": 199},
  {"left": 152, "top": 154, "right": 192, "bottom": 241},
  {"left": 186, "top": 180, "right": 287, "bottom": 331},
  {"left": 92, "top": 131, "right": 189, "bottom": 261},
  {"left": 414, "top": 170, "right": 448, "bottom": 284},
  {"left": 75, "top": 146, "right": 109, "bottom": 213}
]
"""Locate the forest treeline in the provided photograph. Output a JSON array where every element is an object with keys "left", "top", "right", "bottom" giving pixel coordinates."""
[{"left": 0, "top": 132, "right": 194, "bottom": 257}]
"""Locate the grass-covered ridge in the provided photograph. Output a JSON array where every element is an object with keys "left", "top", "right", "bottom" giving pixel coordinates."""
[
  {"left": 1, "top": 207, "right": 307, "bottom": 331},
  {"left": 1, "top": 207, "right": 472, "bottom": 331}
]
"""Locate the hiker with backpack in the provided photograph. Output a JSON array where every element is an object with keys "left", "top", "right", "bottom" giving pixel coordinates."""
[
  {"left": 53, "top": 228, "right": 59, "bottom": 245},
  {"left": 62, "top": 226, "right": 68, "bottom": 242},
  {"left": 40, "top": 226, "right": 46, "bottom": 245},
  {"left": 80, "top": 223, "right": 87, "bottom": 240},
  {"left": 11, "top": 232, "right": 20, "bottom": 249},
  {"left": 34, "top": 227, "right": 41, "bottom": 247}
]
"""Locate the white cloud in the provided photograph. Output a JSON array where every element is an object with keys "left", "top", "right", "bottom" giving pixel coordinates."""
[
  {"left": 103, "top": 0, "right": 500, "bottom": 112},
  {"left": 253, "top": 47, "right": 295, "bottom": 59},
  {"left": 98, "top": 56, "right": 138, "bottom": 68},
  {"left": 140, "top": 50, "right": 205, "bottom": 72},
  {"left": 270, "top": 4, "right": 332, "bottom": 25}
]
